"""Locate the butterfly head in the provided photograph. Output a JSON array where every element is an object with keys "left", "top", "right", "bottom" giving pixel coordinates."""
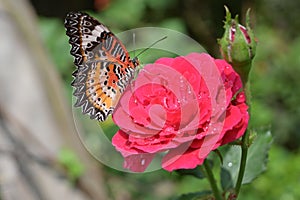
[{"left": 131, "top": 57, "right": 140, "bottom": 68}]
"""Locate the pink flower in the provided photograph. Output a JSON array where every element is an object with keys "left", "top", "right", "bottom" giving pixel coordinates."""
[{"left": 112, "top": 53, "right": 249, "bottom": 172}]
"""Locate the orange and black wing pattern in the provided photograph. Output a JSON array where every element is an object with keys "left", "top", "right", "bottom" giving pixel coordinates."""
[{"left": 65, "top": 12, "right": 139, "bottom": 121}]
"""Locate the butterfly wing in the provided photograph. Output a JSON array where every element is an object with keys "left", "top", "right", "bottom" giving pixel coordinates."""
[{"left": 65, "top": 12, "right": 136, "bottom": 121}]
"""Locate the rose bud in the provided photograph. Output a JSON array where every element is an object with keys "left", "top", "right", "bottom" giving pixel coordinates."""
[{"left": 218, "top": 6, "right": 257, "bottom": 84}]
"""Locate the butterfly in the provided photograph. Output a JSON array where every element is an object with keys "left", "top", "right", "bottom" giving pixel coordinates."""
[{"left": 64, "top": 12, "right": 139, "bottom": 121}]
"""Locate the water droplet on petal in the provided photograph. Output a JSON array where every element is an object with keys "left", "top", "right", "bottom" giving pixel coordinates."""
[
  {"left": 203, "top": 125, "right": 208, "bottom": 131},
  {"left": 141, "top": 158, "right": 145, "bottom": 166},
  {"left": 224, "top": 65, "right": 231, "bottom": 75},
  {"left": 124, "top": 160, "right": 128, "bottom": 167},
  {"left": 228, "top": 162, "right": 233, "bottom": 167}
]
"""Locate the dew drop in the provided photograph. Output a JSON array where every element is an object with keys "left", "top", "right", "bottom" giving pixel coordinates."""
[
  {"left": 141, "top": 158, "right": 145, "bottom": 166},
  {"left": 228, "top": 162, "right": 233, "bottom": 167},
  {"left": 224, "top": 65, "right": 231, "bottom": 75},
  {"left": 179, "top": 76, "right": 184, "bottom": 84}
]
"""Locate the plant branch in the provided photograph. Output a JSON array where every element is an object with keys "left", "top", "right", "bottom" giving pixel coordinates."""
[
  {"left": 202, "top": 159, "right": 223, "bottom": 200},
  {"left": 235, "top": 77, "right": 252, "bottom": 197},
  {"left": 234, "top": 130, "right": 249, "bottom": 196}
]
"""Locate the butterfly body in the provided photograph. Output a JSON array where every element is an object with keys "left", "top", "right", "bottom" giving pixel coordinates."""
[{"left": 65, "top": 12, "right": 139, "bottom": 121}]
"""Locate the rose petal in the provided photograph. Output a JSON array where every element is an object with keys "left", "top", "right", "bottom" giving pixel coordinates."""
[
  {"left": 162, "top": 145, "right": 203, "bottom": 171},
  {"left": 124, "top": 153, "right": 155, "bottom": 172}
]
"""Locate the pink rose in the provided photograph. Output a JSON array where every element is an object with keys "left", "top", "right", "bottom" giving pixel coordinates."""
[{"left": 112, "top": 53, "right": 248, "bottom": 172}]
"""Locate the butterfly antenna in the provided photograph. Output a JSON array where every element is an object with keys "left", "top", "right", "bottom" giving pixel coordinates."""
[
  {"left": 133, "top": 32, "right": 136, "bottom": 58},
  {"left": 135, "top": 36, "right": 167, "bottom": 58}
]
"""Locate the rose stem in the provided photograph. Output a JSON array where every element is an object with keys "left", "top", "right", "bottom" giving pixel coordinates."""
[
  {"left": 235, "top": 66, "right": 252, "bottom": 197},
  {"left": 234, "top": 129, "right": 249, "bottom": 196},
  {"left": 202, "top": 159, "right": 223, "bottom": 200}
]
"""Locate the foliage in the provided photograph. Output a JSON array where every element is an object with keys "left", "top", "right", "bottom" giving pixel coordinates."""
[
  {"left": 58, "top": 148, "right": 85, "bottom": 183},
  {"left": 251, "top": 25, "right": 300, "bottom": 150},
  {"left": 221, "top": 131, "right": 272, "bottom": 186},
  {"left": 239, "top": 146, "right": 300, "bottom": 200}
]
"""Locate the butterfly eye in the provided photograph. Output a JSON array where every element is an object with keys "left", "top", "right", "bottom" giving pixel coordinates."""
[{"left": 132, "top": 58, "right": 139, "bottom": 67}]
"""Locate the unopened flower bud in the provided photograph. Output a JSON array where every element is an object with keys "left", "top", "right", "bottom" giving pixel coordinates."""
[{"left": 218, "top": 6, "right": 257, "bottom": 84}]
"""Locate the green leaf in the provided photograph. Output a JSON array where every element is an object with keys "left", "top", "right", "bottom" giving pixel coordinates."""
[
  {"left": 221, "top": 130, "right": 273, "bottom": 187},
  {"left": 159, "top": 18, "right": 187, "bottom": 33},
  {"left": 176, "top": 166, "right": 206, "bottom": 179},
  {"left": 58, "top": 148, "right": 85, "bottom": 182},
  {"left": 172, "top": 191, "right": 212, "bottom": 200},
  {"left": 99, "top": 0, "right": 145, "bottom": 28},
  {"left": 144, "top": 0, "right": 174, "bottom": 10},
  {"left": 220, "top": 167, "right": 234, "bottom": 191},
  {"left": 175, "top": 160, "right": 213, "bottom": 179}
]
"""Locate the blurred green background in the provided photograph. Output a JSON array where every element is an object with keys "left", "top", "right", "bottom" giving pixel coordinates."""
[{"left": 34, "top": 0, "right": 300, "bottom": 199}]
